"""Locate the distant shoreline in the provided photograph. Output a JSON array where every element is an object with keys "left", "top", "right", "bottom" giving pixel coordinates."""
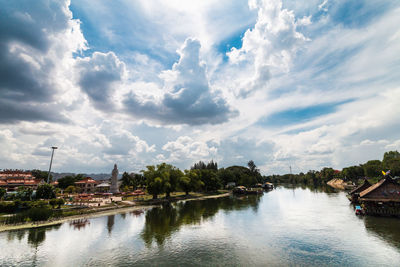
[{"left": 0, "top": 192, "right": 231, "bottom": 232}]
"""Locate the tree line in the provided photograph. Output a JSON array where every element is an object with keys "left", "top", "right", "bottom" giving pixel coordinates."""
[
  {"left": 120, "top": 160, "right": 263, "bottom": 199},
  {"left": 265, "top": 151, "right": 400, "bottom": 185}
]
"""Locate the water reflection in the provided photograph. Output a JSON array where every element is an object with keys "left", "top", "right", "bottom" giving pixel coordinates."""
[
  {"left": 107, "top": 215, "right": 115, "bottom": 235},
  {"left": 364, "top": 216, "right": 400, "bottom": 249},
  {"left": 278, "top": 183, "right": 339, "bottom": 194},
  {"left": 1, "top": 189, "right": 400, "bottom": 266},
  {"left": 69, "top": 219, "right": 90, "bottom": 230},
  {"left": 141, "top": 195, "right": 262, "bottom": 247}
]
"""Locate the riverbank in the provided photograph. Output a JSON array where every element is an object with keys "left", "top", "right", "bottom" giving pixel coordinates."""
[
  {"left": 0, "top": 192, "right": 231, "bottom": 232},
  {"left": 327, "top": 179, "right": 355, "bottom": 190}
]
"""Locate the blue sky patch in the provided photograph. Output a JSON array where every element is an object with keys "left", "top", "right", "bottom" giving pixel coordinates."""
[{"left": 257, "top": 100, "right": 353, "bottom": 127}]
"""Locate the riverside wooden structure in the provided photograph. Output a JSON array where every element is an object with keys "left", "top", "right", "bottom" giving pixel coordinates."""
[{"left": 358, "top": 177, "right": 400, "bottom": 217}]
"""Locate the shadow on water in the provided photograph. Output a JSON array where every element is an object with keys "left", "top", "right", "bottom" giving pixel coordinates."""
[
  {"left": 141, "top": 195, "right": 262, "bottom": 247},
  {"left": 107, "top": 215, "right": 115, "bottom": 236},
  {"left": 363, "top": 216, "right": 400, "bottom": 249},
  {"left": 7, "top": 224, "right": 61, "bottom": 248}
]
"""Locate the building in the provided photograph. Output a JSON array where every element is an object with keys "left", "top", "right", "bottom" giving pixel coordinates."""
[
  {"left": 96, "top": 182, "right": 111, "bottom": 193},
  {"left": 74, "top": 177, "right": 98, "bottom": 193},
  {"left": 347, "top": 179, "right": 371, "bottom": 203},
  {"left": 0, "top": 170, "right": 43, "bottom": 191},
  {"left": 359, "top": 177, "right": 400, "bottom": 217}
]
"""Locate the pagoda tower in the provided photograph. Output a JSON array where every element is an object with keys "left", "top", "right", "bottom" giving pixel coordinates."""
[{"left": 110, "top": 164, "right": 119, "bottom": 194}]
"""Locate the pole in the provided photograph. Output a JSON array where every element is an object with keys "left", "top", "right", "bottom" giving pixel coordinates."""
[{"left": 47, "top": 147, "right": 57, "bottom": 183}]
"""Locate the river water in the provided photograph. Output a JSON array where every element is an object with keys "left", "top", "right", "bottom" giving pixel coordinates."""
[{"left": 1, "top": 185, "right": 400, "bottom": 266}]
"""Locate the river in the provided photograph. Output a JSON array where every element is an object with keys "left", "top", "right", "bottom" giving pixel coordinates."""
[{"left": 1, "top": 185, "right": 400, "bottom": 266}]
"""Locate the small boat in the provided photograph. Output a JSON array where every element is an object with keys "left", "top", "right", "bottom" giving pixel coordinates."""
[
  {"left": 233, "top": 186, "right": 263, "bottom": 195},
  {"left": 262, "top": 182, "right": 274, "bottom": 190},
  {"left": 355, "top": 205, "right": 364, "bottom": 215}
]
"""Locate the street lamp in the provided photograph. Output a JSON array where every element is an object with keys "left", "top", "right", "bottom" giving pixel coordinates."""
[{"left": 47, "top": 146, "right": 58, "bottom": 183}]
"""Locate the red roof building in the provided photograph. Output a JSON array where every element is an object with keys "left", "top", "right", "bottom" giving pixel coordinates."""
[
  {"left": 0, "top": 170, "right": 43, "bottom": 191},
  {"left": 75, "top": 177, "right": 98, "bottom": 193}
]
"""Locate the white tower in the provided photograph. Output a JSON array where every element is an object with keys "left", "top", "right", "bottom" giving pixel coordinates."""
[{"left": 110, "top": 164, "right": 119, "bottom": 194}]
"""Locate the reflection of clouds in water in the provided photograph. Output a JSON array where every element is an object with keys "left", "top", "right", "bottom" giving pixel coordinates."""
[{"left": 1, "top": 190, "right": 400, "bottom": 266}]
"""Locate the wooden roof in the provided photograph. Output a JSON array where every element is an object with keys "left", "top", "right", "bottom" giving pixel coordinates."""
[
  {"left": 359, "top": 179, "right": 386, "bottom": 198},
  {"left": 359, "top": 177, "right": 400, "bottom": 201},
  {"left": 349, "top": 179, "right": 371, "bottom": 195}
]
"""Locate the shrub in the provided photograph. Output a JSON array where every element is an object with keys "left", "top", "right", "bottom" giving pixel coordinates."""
[
  {"left": 36, "top": 184, "right": 56, "bottom": 199},
  {"left": 56, "top": 198, "right": 65, "bottom": 209},
  {"left": 27, "top": 208, "right": 53, "bottom": 222}
]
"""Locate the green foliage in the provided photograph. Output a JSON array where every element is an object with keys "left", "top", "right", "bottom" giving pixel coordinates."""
[
  {"left": 0, "top": 201, "right": 18, "bottom": 213},
  {"left": 121, "top": 172, "right": 137, "bottom": 189},
  {"left": 64, "top": 185, "right": 76, "bottom": 194},
  {"left": 0, "top": 188, "right": 6, "bottom": 200},
  {"left": 148, "top": 177, "right": 164, "bottom": 199},
  {"left": 57, "top": 174, "right": 83, "bottom": 189},
  {"left": 36, "top": 184, "right": 56, "bottom": 199},
  {"left": 342, "top": 165, "right": 364, "bottom": 182},
  {"left": 198, "top": 169, "right": 221, "bottom": 191},
  {"left": 382, "top": 150, "right": 400, "bottom": 176},
  {"left": 266, "top": 151, "right": 398, "bottom": 185},
  {"left": 191, "top": 160, "right": 218, "bottom": 171},
  {"left": 319, "top": 168, "right": 335, "bottom": 182},
  {"left": 27, "top": 208, "right": 53, "bottom": 222},
  {"left": 178, "top": 176, "right": 191, "bottom": 195},
  {"left": 31, "top": 169, "right": 51, "bottom": 181},
  {"left": 120, "top": 172, "right": 146, "bottom": 189},
  {"left": 217, "top": 168, "right": 235, "bottom": 186},
  {"left": 49, "top": 199, "right": 57, "bottom": 209},
  {"left": 56, "top": 198, "right": 64, "bottom": 208},
  {"left": 362, "top": 160, "right": 382, "bottom": 178},
  {"left": 143, "top": 163, "right": 184, "bottom": 199},
  {"left": 17, "top": 187, "right": 33, "bottom": 201}
]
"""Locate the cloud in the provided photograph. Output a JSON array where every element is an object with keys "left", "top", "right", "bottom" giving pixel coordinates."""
[
  {"left": 75, "top": 51, "right": 126, "bottom": 111},
  {"left": 217, "top": 137, "right": 274, "bottom": 169},
  {"left": 124, "top": 38, "right": 237, "bottom": 125},
  {"left": 227, "top": 0, "right": 308, "bottom": 97},
  {"left": 0, "top": 0, "right": 86, "bottom": 124},
  {"left": 102, "top": 130, "right": 155, "bottom": 156},
  {"left": 162, "top": 136, "right": 218, "bottom": 166}
]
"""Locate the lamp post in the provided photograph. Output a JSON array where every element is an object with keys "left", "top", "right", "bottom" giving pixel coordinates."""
[{"left": 47, "top": 146, "right": 58, "bottom": 183}]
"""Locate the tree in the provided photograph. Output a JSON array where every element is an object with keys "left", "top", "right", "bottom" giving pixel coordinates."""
[
  {"left": 191, "top": 160, "right": 218, "bottom": 171},
  {"left": 217, "top": 168, "right": 235, "bottom": 187},
  {"left": 36, "top": 184, "right": 56, "bottom": 199},
  {"left": 239, "top": 174, "right": 257, "bottom": 188},
  {"left": 199, "top": 169, "right": 221, "bottom": 191},
  {"left": 342, "top": 166, "right": 364, "bottom": 182},
  {"left": 148, "top": 177, "right": 164, "bottom": 199},
  {"left": 31, "top": 169, "right": 52, "bottom": 182},
  {"left": 142, "top": 163, "right": 183, "bottom": 199},
  {"left": 143, "top": 165, "right": 168, "bottom": 199},
  {"left": 179, "top": 176, "right": 191, "bottom": 195},
  {"left": 65, "top": 185, "right": 76, "bottom": 194},
  {"left": 56, "top": 198, "right": 65, "bottom": 209},
  {"left": 320, "top": 167, "right": 335, "bottom": 182},
  {"left": 362, "top": 160, "right": 382, "bottom": 178},
  {"left": 57, "top": 175, "right": 83, "bottom": 189},
  {"left": 247, "top": 160, "right": 259, "bottom": 175},
  {"left": 183, "top": 169, "right": 204, "bottom": 193},
  {"left": 383, "top": 151, "right": 400, "bottom": 176},
  {"left": 165, "top": 166, "right": 183, "bottom": 198},
  {"left": 121, "top": 172, "right": 136, "bottom": 190},
  {"left": 0, "top": 188, "right": 6, "bottom": 200},
  {"left": 17, "top": 187, "right": 33, "bottom": 201},
  {"left": 49, "top": 199, "right": 57, "bottom": 209}
]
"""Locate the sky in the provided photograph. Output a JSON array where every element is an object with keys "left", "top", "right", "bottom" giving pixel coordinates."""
[{"left": 1, "top": 0, "right": 400, "bottom": 175}]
